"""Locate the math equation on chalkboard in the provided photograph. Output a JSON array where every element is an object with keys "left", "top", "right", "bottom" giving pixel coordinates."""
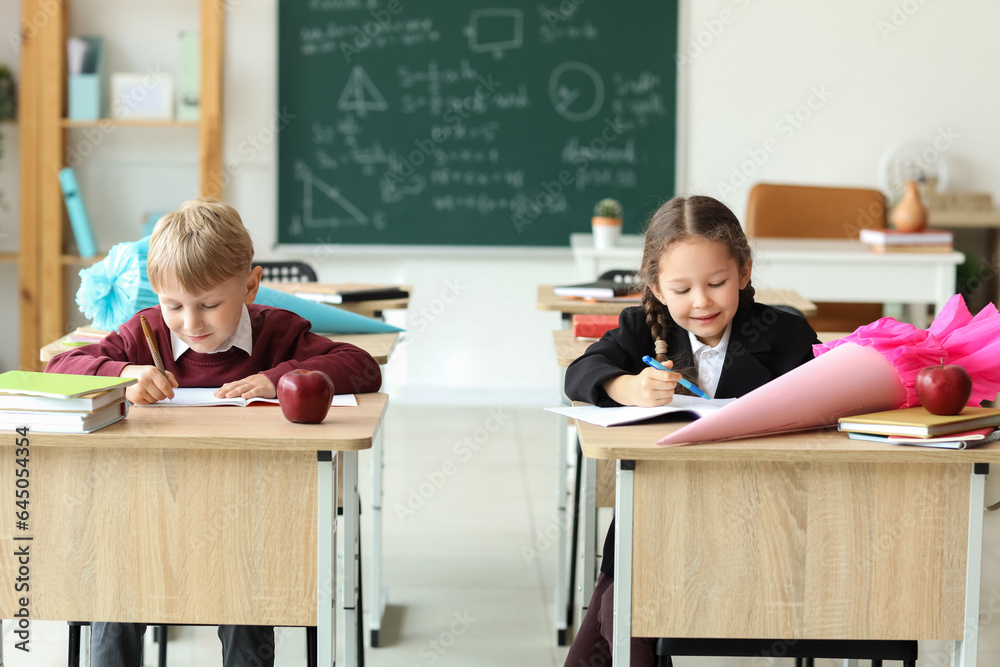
[{"left": 278, "top": 0, "right": 678, "bottom": 247}]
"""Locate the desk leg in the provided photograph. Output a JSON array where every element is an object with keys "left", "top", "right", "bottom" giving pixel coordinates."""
[
  {"left": 953, "top": 465, "right": 986, "bottom": 667},
  {"left": 612, "top": 460, "right": 634, "bottom": 667},
  {"left": 579, "top": 449, "right": 597, "bottom": 631},
  {"left": 370, "top": 368, "right": 387, "bottom": 648},
  {"left": 318, "top": 452, "right": 338, "bottom": 667},
  {"left": 341, "top": 451, "right": 360, "bottom": 667},
  {"left": 555, "top": 411, "right": 570, "bottom": 645}
]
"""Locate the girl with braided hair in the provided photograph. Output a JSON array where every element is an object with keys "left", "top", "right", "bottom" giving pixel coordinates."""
[{"left": 563, "top": 195, "right": 820, "bottom": 667}]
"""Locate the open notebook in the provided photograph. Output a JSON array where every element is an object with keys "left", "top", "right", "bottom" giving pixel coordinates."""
[
  {"left": 546, "top": 396, "right": 735, "bottom": 427},
  {"left": 145, "top": 387, "right": 358, "bottom": 408}
]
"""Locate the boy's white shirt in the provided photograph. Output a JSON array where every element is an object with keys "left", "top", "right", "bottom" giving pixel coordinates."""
[
  {"left": 171, "top": 304, "right": 253, "bottom": 360},
  {"left": 687, "top": 320, "right": 732, "bottom": 399}
]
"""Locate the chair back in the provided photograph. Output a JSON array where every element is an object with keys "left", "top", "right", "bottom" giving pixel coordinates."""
[
  {"left": 745, "top": 183, "right": 887, "bottom": 239},
  {"left": 254, "top": 261, "right": 318, "bottom": 283},
  {"left": 745, "top": 183, "right": 887, "bottom": 332}
]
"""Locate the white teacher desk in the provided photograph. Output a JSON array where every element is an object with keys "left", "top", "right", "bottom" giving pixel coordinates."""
[{"left": 571, "top": 234, "right": 965, "bottom": 321}]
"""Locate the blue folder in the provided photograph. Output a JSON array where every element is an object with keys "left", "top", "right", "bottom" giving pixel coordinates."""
[
  {"left": 255, "top": 286, "right": 403, "bottom": 334},
  {"left": 58, "top": 167, "right": 97, "bottom": 258}
]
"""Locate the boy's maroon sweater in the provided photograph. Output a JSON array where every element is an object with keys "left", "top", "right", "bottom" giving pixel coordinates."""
[{"left": 45, "top": 304, "right": 382, "bottom": 394}]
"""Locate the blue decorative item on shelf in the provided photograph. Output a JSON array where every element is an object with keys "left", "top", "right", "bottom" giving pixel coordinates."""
[{"left": 76, "top": 236, "right": 159, "bottom": 331}]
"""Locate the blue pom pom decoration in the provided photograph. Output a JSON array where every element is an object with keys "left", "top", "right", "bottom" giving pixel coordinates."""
[{"left": 76, "top": 236, "right": 159, "bottom": 331}]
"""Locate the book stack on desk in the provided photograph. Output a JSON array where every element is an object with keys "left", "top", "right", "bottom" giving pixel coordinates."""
[
  {"left": 0, "top": 371, "right": 136, "bottom": 433},
  {"left": 571, "top": 315, "right": 620, "bottom": 339},
  {"left": 859, "top": 228, "right": 954, "bottom": 253},
  {"left": 838, "top": 406, "right": 1000, "bottom": 449}
]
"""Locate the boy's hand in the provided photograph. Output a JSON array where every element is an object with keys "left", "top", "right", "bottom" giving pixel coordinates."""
[
  {"left": 215, "top": 374, "right": 276, "bottom": 400},
  {"left": 603, "top": 362, "right": 680, "bottom": 407},
  {"left": 120, "top": 365, "right": 178, "bottom": 404}
]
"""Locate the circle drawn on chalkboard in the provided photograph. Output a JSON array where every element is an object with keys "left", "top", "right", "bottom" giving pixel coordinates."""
[{"left": 549, "top": 62, "right": 604, "bottom": 122}]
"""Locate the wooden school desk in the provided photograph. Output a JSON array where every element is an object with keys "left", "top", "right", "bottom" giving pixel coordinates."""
[
  {"left": 538, "top": 287, "right": 817, "bottom": 645},
  {"left": 570, "top": 233, "right": 964, "bottom": 323},
  {"left": 577, "top": 415, "right": 997, "bottom": 667},
  {"left": 40, "top": 327, "right": 401, "bottom": 650},
  {"left": 0, "top": 395, "right": 388, "bottom": 667},
  {"left": 550, "top": 327, "right": 850, "bottom": 644},
  {"left": 261, "top": 281, "right": 408, "bottom": 646}
]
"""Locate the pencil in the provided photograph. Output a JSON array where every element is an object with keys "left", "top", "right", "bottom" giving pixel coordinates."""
[{"left": 139, "top": 314, "right": 167, "bottom": 377}]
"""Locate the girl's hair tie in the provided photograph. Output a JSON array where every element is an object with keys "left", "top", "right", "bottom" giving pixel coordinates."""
[{"left": 654, "top": 339, "right": 668, "bottom": 356}]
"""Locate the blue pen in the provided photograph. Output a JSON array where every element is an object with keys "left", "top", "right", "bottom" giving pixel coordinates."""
[{"left": 642, "top": 355, "right": 711, "bottom": 400}]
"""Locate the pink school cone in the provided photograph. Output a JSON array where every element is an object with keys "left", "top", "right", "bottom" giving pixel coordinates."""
[{"left": 657, "top": 294, "right": 1000, "bottom": 447}]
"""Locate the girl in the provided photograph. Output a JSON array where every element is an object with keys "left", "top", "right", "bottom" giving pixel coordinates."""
[{"left": 563, "top": 195, "right": 819, "bottom": 666}]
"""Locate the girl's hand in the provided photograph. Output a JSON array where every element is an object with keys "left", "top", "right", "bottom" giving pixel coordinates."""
[
  {"left": 215, "top": 374, "right": 276, "bottom": 400},
  {"left": 120, "top": 365, "right": 178, "bottom": 404},
  {"left": 603, "top": 362, "right": 680, "bottom": 407}
]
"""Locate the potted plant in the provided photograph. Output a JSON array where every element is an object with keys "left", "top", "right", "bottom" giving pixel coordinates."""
[
  {"left": 592, "top": 197, "right": 623, "bottom": 249},
  {"left": 0, "top": 64, "right": 16, "bottom": 214}
]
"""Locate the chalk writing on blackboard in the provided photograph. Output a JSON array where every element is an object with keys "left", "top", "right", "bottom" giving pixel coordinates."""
[{"left": 278, "top": 0, "right": 678, "bottom": 246}]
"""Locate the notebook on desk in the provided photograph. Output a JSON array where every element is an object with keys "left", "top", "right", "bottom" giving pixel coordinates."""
[{"left": 553, "top": 279, "right": 641, "bottom": 300}]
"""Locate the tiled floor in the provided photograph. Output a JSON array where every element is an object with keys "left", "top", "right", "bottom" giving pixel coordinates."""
[{"left": 0, "top": 405, "right": 973, "bottom": 667}]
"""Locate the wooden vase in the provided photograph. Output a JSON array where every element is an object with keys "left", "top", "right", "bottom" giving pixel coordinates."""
[{"left": 890, "top": 180, "right": 928, "bottom": 233}]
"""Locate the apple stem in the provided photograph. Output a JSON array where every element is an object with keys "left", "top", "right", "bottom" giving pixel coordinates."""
[{"left": 940, "top": 357, "right": 945, "bottom": 369}]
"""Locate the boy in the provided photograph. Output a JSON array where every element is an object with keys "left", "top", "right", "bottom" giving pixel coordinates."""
[{"left": 46, "top": 197, "right": 382, "bottom": 667}]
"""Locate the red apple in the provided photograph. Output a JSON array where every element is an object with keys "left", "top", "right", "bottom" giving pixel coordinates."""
[
  {"left": 915, "top": 361, "right": 972, "bottom": 416},
  {"left": 277, "top": 370, "right": 335, "bottom": 424}
]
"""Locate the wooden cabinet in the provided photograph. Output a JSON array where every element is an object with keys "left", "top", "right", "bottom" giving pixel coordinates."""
[{"left": 17, "top": 0, "right": 224, "bottom": 370}]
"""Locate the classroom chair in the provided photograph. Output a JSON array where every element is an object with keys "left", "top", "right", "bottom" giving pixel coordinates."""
[
  {"left": 653, "top": 638, "right": 918, "bottom": 667},
  {"left": 254, "top": 260, "right": 318, "bottom": 282},
  {"left": 745, "top": 182, "right": 888, "bottom": 332}
]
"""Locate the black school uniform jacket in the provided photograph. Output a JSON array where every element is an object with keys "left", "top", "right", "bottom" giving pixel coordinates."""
[{"left": 564, "top": 294, "right": 821, "bottom": 577}]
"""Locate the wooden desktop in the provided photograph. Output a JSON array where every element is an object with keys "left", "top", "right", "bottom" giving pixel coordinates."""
[{"left": 577, "top": 416, "right": 995, "bottom": 666}]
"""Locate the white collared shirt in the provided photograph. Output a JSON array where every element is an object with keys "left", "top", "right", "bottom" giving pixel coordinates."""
[
  {"left": 687, "top": 321, "right": 732, "bottom": 399},
  {"left": 171, "top": 304, "right": 253, "bottom": 360}
]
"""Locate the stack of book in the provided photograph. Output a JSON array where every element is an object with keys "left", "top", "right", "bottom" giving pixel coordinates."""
[
  {"left": 838, "top": 406, "right": 1000, "bottom": 449},
  {"left": 859, "top": 228, "right": 954, "bottom": 253},
  {"left": 0, "top": 371, "right": 137, "bottom": 434},
  {"left": 571, "top": 315, "right": 620, "bottom": 339}
]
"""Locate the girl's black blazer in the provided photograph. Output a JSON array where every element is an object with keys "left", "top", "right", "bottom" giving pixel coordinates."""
[{"left": 564, "top": 295, "right": 821, "bottom": 576}]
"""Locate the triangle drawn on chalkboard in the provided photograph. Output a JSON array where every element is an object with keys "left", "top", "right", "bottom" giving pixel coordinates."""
[
  {"left": 337, "top": 66, "right": 388, "bottom": 118},
  {"left": 295, "top": 161, "right": 369, "bottom": 229}
]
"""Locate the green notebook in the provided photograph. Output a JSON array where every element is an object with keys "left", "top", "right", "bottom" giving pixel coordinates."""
[{"left": 0, "top": 371, "right": 136, "bottom": 399}]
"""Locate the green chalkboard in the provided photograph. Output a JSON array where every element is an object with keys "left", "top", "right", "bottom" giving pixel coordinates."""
[{"left": 278, "top": 0, "right": 678, "bottom": 246}]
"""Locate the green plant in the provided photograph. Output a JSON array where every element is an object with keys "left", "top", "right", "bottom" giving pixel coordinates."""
[
  {"left": 0, "top": 65, "right": 14, "bottom": 122},
  {"left": 594, "top": 198, "right": 623, "bottom": 219},
  {"left": 0, "top": 64, "right": 15, "bottom": 214}
]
